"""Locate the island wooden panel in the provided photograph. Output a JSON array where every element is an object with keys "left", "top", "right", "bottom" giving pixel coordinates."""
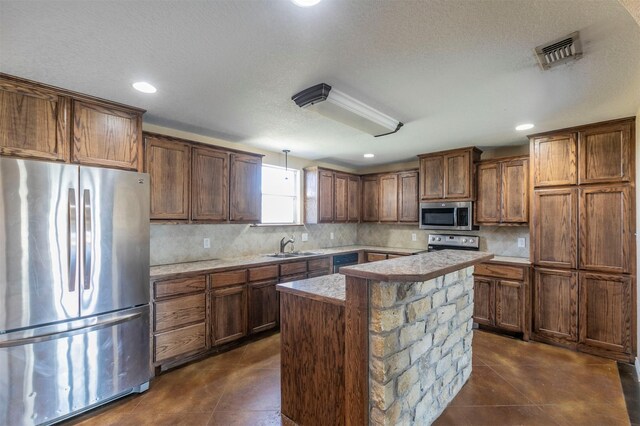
[
  {"left": 0, "top": 77, "right": 69, "bottom": 162},
  {"left": 533, "top": 268, "right": 578, "bottom": 345},
  {"left": 344, "top": 276, "right": 369, "bottom": 426},
  {"left": 144, "top": 135, "right": 191, "bottom": 220},
  {"left": 72, "top": 99, "right": 142, "bottom": 170},
  {"left": 280, "top": 291, "right": 345, "bottom": 426},
  {"left": 578, "top": 122, "right": 631, "bottom": 184},
  {"left": 191, "top": 147, "right": 229, "bottom": 221},
  {"left": 532, "top": 133, "right": 577, "bottom": 187}
]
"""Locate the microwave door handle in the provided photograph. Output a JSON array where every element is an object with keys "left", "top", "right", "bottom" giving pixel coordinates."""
[{"left": 453, "top": 207, "right": 458, "bottom": 227}]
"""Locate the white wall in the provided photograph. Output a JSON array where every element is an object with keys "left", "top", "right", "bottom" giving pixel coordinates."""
[{"left": 636, "top": 110, "right": 640, "bottom": 370}]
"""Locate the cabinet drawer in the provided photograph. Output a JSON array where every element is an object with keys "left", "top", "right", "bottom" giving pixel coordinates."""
[
  {"left": 154, "top": 323, "right": 206, "bottom": 363},
  {"left": 154, "top": 275, "right": 206, "bottom": 299},
  {"left": 154, "top": 293, "right": 206, "bottom": 333},
  {"left": 211, "top": 269, "right": 247, "bottom": 288},
  {"left": 248, "top": 264, "right": 279, "bottom": 282},
  {"left": 307, "top": 270, "right": 329, "bottom": 279},
  {"left": 279, "top": 273, "right": 308, "bottom": 283},
  {"left": 387, "top": 254, "right": 408, "bottom": 260},
  {"left": 366, "top": 252, "right": 388, "bottom": 262},
  {"left": 474, "top": 263, "right": 525, "bottom": 281},
  {"left": 308, "top": 257, "right": 330, "bottom": 272},
  {"left": 280, "top": 261, "right": 307, "bottom": 276}
]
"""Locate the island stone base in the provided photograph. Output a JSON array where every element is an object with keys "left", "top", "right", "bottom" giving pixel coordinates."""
[{"left": 368, "top": 266, "right": 475, "bottom": 425}]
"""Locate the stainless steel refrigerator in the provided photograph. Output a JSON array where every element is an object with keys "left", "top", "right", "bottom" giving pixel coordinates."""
[{"left": 0, "top": 157, "right": 151, "bottom": 425}]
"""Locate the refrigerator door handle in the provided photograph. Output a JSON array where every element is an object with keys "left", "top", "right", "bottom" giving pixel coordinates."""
[
  {"left": 83, "top": 189, "right": 92, "bottom": 290},
  {"left": 68, "top": 188, "right": 77, "bottom": 293},
  {"left": 0, "top": 311, "right": 143, "bottom": 348}
]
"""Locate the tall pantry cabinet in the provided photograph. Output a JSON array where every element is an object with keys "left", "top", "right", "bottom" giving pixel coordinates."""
[{"left": 529, "top": 117, "right": 635, "bottom": 362}]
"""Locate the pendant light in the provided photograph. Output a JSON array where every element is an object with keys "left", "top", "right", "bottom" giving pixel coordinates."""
[{"left": 283, "top": 149, "right": 290, "bottom": 180}]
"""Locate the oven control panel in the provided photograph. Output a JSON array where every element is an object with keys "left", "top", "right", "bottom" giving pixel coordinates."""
[{"left": 427, "top": 234, "right": 479, "bottom": 251}]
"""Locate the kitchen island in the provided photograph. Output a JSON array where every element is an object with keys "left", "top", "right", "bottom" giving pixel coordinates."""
[{"left": 277, "top": 249, "right": 493, "bottom": 425}]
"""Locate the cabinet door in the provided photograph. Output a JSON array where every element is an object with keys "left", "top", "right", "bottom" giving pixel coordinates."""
[
  {"left": 532, "top": 133, "right": 577, "bottom": 187},
  {"left": 398, "top": 171, "right": 419, "bottom": 222},
  {"left": 579, "top": 185, "right": 632, "bottom": 274},
  {"left": 212, "top": 285, "right": 248, "bottom": 345},
  {"left": 229, "top": 153, "right": 262, "bottom": 222},
  {"left": 318, "top": 170, "right": 335, "bottom": 223},
  {"left": 0, "top": 78, "right": 69, "bottom": 161},
  {"left": 495, "top": 280, "right": 523, "bottom": 332},
  {"left": 475, "top": 162, "right": 501, "bottom": 224},
  {"left": 444, "top": 150, "right": 471, "bottom": 199},
  {"left": 501, "top": 158, "right": 529, "bottom": 223},
  {"left": 192, "top": 147, "right": 229, "bottom": 221},
  {"left": 473, "top": 278, "right": 494, "bottom": 326},
  {"left": 145, "top": 136, "right": 190, "bottom": 220},
  {"left": 419, "top": 156, "right": 444, "bottom": 200},
  {"left": 533, "top": 268, "right": 578, "bottom": 343},
  {"left": 72, "top": 99, "right": 142, "bottom": 170},
  {"left": 379, "top": 173, "right": 399, "bottom": 222},
  {"left": 361, "top": 176, "right": 379, "bottom": 222},
  {"left": 249, "top": 280, "right": 279, "bottom": 334},
  {"left": 578, "top": 122, "right": 631, "bottom": 184},
  {"left": 532, "top": 188, "right": 577, "bottom": 269},
  {"left": 334, "top": 173, "right": 348, "bottom": 222},
  {"left": 578, "top": 272, "right": 632, "bottom": 355},
  {"left": 347, "top": 175, "right": 360, "bottom": 222}
]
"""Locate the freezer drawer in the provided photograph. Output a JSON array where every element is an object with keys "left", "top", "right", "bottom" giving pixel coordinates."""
[{"left": 0, "top": 305, "right": 151, "bottom": 426}]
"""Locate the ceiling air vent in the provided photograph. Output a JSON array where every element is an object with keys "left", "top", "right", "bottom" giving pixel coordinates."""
[{"left": 535, "top": 31, "right": 582, "bottom": 70}]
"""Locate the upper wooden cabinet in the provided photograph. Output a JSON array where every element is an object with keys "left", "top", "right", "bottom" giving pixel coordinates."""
[
  {"left": 361, "top": 175, "right": 380, "bottom": 222},
  {"left": 0, "top": 76, "right": 69, "bottom": 162},
  {"left": 418, "top": 147, "right": 481, "bottom": 201},
  {"left": 145, "top": 135, "right": 191, "bottom": 220},
  {"left": 531, "top": 133, "right": 577, "bottom": 187},
  {"left": 0, "top": 74, "right": 144, "bottom": 170},
  {"left": 476, "top": 156, "right": 529, "bottom": 225},
  {"left": 192, "top": 147, "right": 229, "bottom": 221},
  {"left": 71, "top": 99, "right": 142, "bottom": 170},
  {"left": 578, "top": 122, "right": 632, "bottom": 184},
  {"left": 398, "top": 171, "right": 419, "bottom": 223},
  {"left": 230, "top": 153, "right": 262, "bottom": 222},
  {"left": 304, "top": 167, "right": 359, "bottom": 224},
  {"left": 579, "top": 185, "right": 632, "bottom": 274},
  {"left": 532, "top": 188, "right": 578, "bottom": 269},
  {"left": 379, "top": 174, "right": 399, "bottom": 222}
]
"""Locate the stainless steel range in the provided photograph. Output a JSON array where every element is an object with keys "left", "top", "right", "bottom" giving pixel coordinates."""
[{"left": 427, "top": 234, "right": 479, "bottom": 252}]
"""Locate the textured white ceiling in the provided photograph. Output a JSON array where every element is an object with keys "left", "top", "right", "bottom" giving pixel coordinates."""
[{"left": 1, "top": 0, "right": 639, "bottom": 167}]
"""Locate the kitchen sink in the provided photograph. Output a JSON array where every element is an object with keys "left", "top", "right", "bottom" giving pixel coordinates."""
[{"left": 267, "top": 251, "right": 321, "bottom": 258}]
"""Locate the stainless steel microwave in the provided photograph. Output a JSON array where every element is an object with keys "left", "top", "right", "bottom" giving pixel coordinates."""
[{"left": 419, "top": 201, "right": 477, "bottom": 231}]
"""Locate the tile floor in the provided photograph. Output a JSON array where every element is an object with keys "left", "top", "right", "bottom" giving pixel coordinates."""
[{"left": 66, "top": 330, "right": 630, "bottom": 426}]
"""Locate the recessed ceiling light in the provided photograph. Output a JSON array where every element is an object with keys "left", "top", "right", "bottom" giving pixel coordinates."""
[
  {"left": 132, "top": 81, "right": 157, "bottom": 94},
  {"left": 515, "top": 123, "right": 534, "bottom": 131},
  {"left": 364, "top": 153, "right": 375, "bottom": 158},
  {"left": 291, "top": 0, "right": 321, "bottom": 7}
]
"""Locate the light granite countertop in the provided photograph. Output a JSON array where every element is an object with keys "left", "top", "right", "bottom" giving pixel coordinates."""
[
  {"left": 149, "top": 245, "right": 426, "bottom": 279},
  {"left": 340, "top": 250, "right": 494, "bottom": 282},
  {"left": 276, "top": 274, "right": 346, "bottom": 306},
  {"left": 488, "top": 256, "right": 531, "bottom": 265}
]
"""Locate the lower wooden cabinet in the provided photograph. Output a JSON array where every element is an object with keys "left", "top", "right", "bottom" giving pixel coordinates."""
[
  {"left": 532, "top": 268, "right": 578, "bottom": 344},
  {"left": 211, "top": 284, "right": 248, "bottom": 345},
  {"left": 578, "top": 272, "right": 632, "bottom": 359},
  {"left": 249, "top": 280, "right": 279, "bottom": 334},
  {"left": 473, "top": 262, "right": 529, "bottom": 339}
]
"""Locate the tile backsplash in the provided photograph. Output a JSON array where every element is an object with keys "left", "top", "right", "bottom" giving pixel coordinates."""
[
  {"left": 150, "top": 223, "right": 358, "bottom": 265},
  {"left": 151, "top": 222, "right": 529, "bottom": 265}
]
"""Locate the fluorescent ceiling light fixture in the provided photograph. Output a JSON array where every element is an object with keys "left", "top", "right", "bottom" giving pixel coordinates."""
[
  {"left": 291, "top": 83, "right": 403, "bottom": 137},
  {"left": 363, "top": 153, "right": 375, "bottom": 158},
  {"left": 515, "top": 123, "right": 534, "bottom": 131},
  {"left": 291, "top": 0, "right": 321, "bottom": 6},
  {"left": 132, "top": 81, "right": 157, "bottom": 93}
]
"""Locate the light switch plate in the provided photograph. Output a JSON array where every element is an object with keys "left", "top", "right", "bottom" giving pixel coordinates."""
[
  {"left": 330, "top": 232, "right": 334, "bottom": 240},
  {"left": 203, "top": 238, "right": 211, "bottom": 249},
  {"left": 517, "top": 237, "right": 526, "bottom": 248},
  {"left": 411, "top": 233, "right": 417, "bottom": 242},
  {"left": 301, "top": 233, "right": 309, "bottom": 242}
]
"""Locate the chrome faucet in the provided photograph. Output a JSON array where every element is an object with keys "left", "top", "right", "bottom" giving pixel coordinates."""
[{"left": 280, "top": 235, "right": 295, "bottom": 253}]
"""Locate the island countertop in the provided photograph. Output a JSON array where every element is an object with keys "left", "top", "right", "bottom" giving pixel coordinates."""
[
  {"left": 276, "top": 273, "right": 345, "bottom": 306},
  {"left": 340, "top": 249, "right": 493, "bottom": 282}
]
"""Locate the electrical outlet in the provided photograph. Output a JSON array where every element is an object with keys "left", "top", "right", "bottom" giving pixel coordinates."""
[
  {"left": 411, "top": 233, "right": 417, "bottom": 242},
  {"left": 330, "top": 232, "right": 334, "bottom": 240},
  {"left": 203, "top": 238, "right": 210, "bottom": 249},
  {"left": 517, "top": 237, "right": 526, "bottom": 248},
  {"left": 301, "top": 233, "right": 309, "bottom": 242}
]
